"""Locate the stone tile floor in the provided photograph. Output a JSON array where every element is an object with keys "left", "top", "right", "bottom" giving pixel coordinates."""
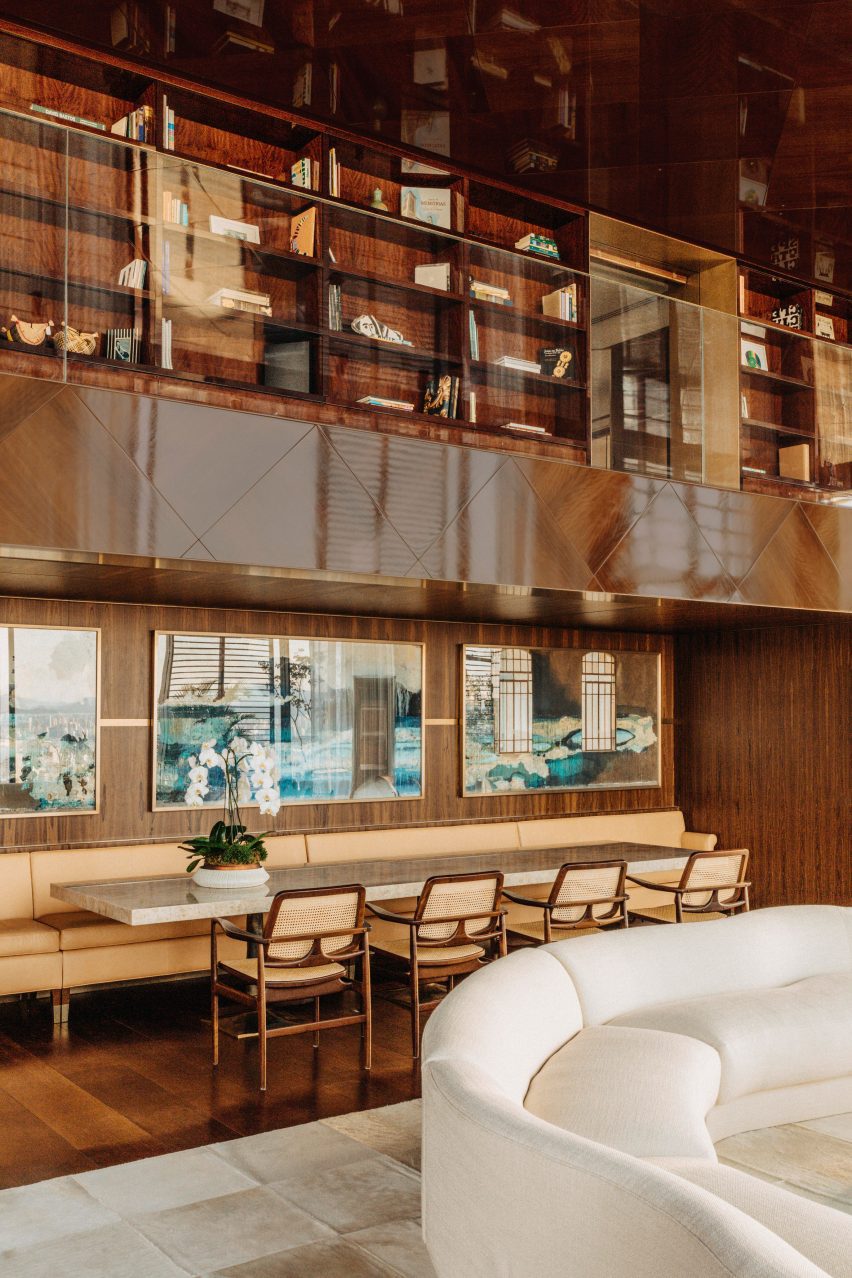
[{"left": 0, "top": 1101, "right": 848, "bottom": 1276}]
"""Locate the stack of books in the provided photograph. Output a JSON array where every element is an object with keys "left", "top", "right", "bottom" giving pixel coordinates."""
[
  {"left": 470, "top": 279, "right": 511, "bottom": 306},
  {"left": 162, "top": 190, "right": 189, "bottom": 225},
  {"left": 495, "top": 354, "right": 541, "bottom": 374},
  {"left": 507, "top": 139, "right": 558, "bottom": 174},
  {"left": 515, "top": 233, "right": 560, "bottom": 260},
  {"left": 541, "top": 283, "right": 577, "bottom": 321},
  {"left": 328, "top": 283, "right": 342, "bottom": 331},
  {"left": 207, "top": 287, "right": 272, "bottom": 317},
  {"left": 329, "top": 147, "right": 341, "bottom": 197},
  {"left": 110, "top": 105, "right": 154, "bottom": 143},
  {"left": 117, "top": 259, "right": 147, "bottom": 289},
  {"left": 357, "top": 395, "right": 415, "bottom": 412},
  {"left": 505, "top": 421, "right": 547, "bottom": 434},
  {"left": 290, "top": 155, "right": 319, "bottom": 190},
  {"left": 160, "top": 317, "right": 172, "bottom": 369},
  {"left": 105, "top": 328, "right": 141, "bottom": 363}
]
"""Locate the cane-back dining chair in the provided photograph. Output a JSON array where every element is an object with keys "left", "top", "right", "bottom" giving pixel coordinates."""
[
  {"left": 368, "top": 871, "right": 506, "bottom": 1057},
  {"left": 211, "top": 884, "right": 370, "bottom": 1091},
  {"left": 504, "top": 859, "right": 629, "bottom": 945},
  {"left": 627, "top": 850, "right": 751, "bottom": 924}
]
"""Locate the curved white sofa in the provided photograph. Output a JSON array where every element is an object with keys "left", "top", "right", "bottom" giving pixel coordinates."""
[{"left": 421, "top": 906, "right": 852, "bottom": 1278}]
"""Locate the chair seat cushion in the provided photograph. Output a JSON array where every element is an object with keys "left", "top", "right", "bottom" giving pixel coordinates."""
[
  {"left": 39, "top": 911, "right": 210, "bottom": 950},
  {"left": 508, "top": 919, "right": 602, "bottom": 942},
  {"left": 0, "top": 918, "right": 60, "bottom": 958},
  {"left": 219, "top": 958, "right": 345, "bottom": 985},
  {"left": 657, "top": 1158, "right": 852, "bottom": 1278},
  {"left": 370, "top": 930, "right": 485, "bottom": 965},
  {"left": 610, "top": 971, "right": 852, "bottom": 1103},
  {"left": 524, "top": 1025, "right": 720, "bottom": 1159}
]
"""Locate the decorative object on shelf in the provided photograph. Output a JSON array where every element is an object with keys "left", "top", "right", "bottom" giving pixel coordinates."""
[
  {"left": 540, "top": 347, "right": 574, "bottom": 378},
  {"left": 414, "top": 262, "right": 451, "bottom": 290},
  {"left": 814, "top": 245, "right": 835, "bottom": 283},
  {"left": 507, "top": 138, "right": 558, "bottom": 174},
  {"left": 770, "top": 235, "right": 799, "bottom": 272},
  {"left": 541, "top": 284, "right": 576, "bottom": 321},
  {"left": 105, "top": 328, "right": 140, "bottom": 362},
  {"left": 2, "top": 315, "right": 54, "bottom": 347},
  {"left": 738, "top": 158, "right": 768, "bottom": 207},
  {"left": 369, "top": 187, "right": 389, "bottom": 211},
  {"left": 54, "top": 324, "right": 99, "bottom": 356},
  {"left": 778, "top": 443, "right": 811, "bottom": 483},
  {"left": 815, "top": 314, "right": 836, "bottom": 340},
  {"left": 400, "top": 186, "right": 452, "bottom": 228},
  {"left": 350, "top": 314, "right": 411, "bottom": 345},
  {"left": 181, "top": 737, "right": 279, "bottom": 887},
  {"left": 209, "top": 215, "right": 260, "bottom": 243},
  {"left": 423, "top": 374, "right": 459, "bottom": 418},
  {"left": 515, "top": 232, "right": 559, "bottom": 260},
  {"left": 740, "top": 339, "right": 768, "bottom": 371},
  {"left": 289, "top": 205, "right": 317, "bottom": 256},
  {"left": 771, "top": 301, "right": 803, "bottom": 329},
  {"left": 357, "top": 395, "right": 415, "bottom": 411}
]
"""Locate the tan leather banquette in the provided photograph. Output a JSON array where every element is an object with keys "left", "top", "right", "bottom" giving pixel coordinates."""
[{"left": 0, "top": 810, "right": 714, "bottom": 1017}]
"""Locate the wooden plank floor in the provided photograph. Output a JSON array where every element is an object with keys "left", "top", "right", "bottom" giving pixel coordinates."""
[{"left": 0, "top": 975, "right": 422, "bottom": 1191}]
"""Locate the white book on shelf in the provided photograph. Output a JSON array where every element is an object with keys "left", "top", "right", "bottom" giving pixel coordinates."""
[
  {"left": 495, "top": 355, "right": 541, "bottom": 373},
  {"left": 207, "top": 287, "right": 271, "bottom": 307},
  {"left": 414, "top": 262, "right": 451, "bottom": 290},
  {"left": 209, "top": 215, "right": 261, "bottom": 243},
  {"left": 505, "top": 421, "right": 547, "bottom": 434}
]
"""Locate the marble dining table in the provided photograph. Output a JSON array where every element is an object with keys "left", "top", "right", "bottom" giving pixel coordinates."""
[{"left": 51, "top": 841, "right": 687, "bottom": 926}]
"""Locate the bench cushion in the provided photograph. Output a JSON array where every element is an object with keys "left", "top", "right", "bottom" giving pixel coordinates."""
[
  {"left": 516, "top": 811, "right": 686, "bottom": 850},
  {"left": 306, "top": 821, "right": 521, "bottom": 865},
  {"left": 0, "top": 854, "right": 35, "bottom": 920},
  {"left": 0, "top": 918, "right": 59, "bottom": 957},
  {"left": 39, "top": 910, "right": 211, "bottom": 951},
  {"left": 610, "top": 972, "right": 852, "bottom": 1103},
  {"left": 524, "top": 1025, "right": 720, "bottom": 1159}
]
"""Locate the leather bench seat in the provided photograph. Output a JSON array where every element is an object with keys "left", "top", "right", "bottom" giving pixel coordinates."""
[
  {"left": 0, "top": 917, "right": 59, "bottom": 957},
  {"left": 38, "top": 910, "right": 212, "bottom": 950}
]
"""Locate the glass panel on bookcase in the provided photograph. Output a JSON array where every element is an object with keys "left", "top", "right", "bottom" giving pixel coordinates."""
[
  {"left": 0, "top": 110, "right": 67, "bottom": 375},
  {"left": 467, "top": 180, "right": 585, "bottom": 267},
  {"left": 741, "top": 422, "right": 816, "bottom": 493},
  {"left": 327, "top": 204, "right": 463, "bottom": 293},
  {"left": 162, "top": 87, "right": 321, "bottom": 189},
  {"left": 814, "top": 339, "right": 852, "bottom": 493},
  {"left": 328, "top": 343, "right": 463, "bottom": 421},
  {"left": 328, "top": 138, "right": 464, "bottom": 231},
  {"left": 469, "top": 364, "right": 587, "bottom": 450},
  {"left": 739, "top": 267, "right": 814, "bottom": 334},
  {"left": 590, "top": 274, "right": 704, "bottom": 482},
  {"left": 63, "top": 130, "right": 155, "bottom": 370}
]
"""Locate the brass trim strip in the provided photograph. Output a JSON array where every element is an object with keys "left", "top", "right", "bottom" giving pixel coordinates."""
[
  {"left": 425, "top": 718, "right": 457, "bottom": 726},
  {"left": 102, "top": 718, "right": 151, "bottom": 727}
]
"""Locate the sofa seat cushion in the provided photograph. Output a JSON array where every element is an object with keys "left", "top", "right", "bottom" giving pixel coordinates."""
[
  {"left": 0, "top": 918, "right": 60, "bottom": 958},
  {"left": 610, "top": 972, "right": 852, "bottom": 1104},
  {"left": 524, "top": 1025, "right": 720, "bottom": 1160},
  {"left": 39, "top": 911, "right": 211, "bottom": 951},
  {"left": 658, "top": 1158, "right": 852, "bottom": 1278}
]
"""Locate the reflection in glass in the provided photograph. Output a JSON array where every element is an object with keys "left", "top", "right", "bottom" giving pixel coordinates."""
[
  {"left": 154, "top": 633, "right": 422, "bottom": 807},
  {"left": 463, "top": 645, "right": 658, "bottom": 795},
  {"left": 0, "top": 627, "right": 98, "bottom": 813}
]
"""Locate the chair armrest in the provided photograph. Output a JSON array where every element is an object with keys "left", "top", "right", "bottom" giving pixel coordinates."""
[
  {"left": 625, "top": 875, "right": 679, "bottom": 894},
  {"left": 367, "top": 904, "right": 418, "bottom": 926},
  {"left": 214, "top": 918, "right": 270, "bottom": 945},
  {"left": 502, "top": 890, "right": 550, "bottom": 908},
  {"left": 681, "top": 831, "right": 718, "bottom": 852}
]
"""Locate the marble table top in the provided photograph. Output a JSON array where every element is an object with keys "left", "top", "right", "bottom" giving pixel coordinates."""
[{"left": 52, "top": 841, "right": 687, "bottom": 926}]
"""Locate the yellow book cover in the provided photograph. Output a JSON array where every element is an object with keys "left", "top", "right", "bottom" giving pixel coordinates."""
[{"left": 289, "top": 205, "right": 317, "bottom": 257}]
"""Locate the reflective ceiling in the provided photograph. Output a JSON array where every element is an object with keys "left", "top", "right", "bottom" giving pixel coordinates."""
[{"left": 1, "top": 0, "right": 849, "bottom": 283}]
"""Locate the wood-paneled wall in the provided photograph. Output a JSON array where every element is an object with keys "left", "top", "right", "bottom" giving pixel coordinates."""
[
  {"left": 0, "top": 596, "right": 674, "bottom": 852},
  {"left": 675, "top": 623, "right": 851, "bottom": 908}
]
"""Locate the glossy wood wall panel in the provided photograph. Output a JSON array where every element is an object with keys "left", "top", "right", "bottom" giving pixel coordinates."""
[
  {"left": 675, "top": 623, "right": 852, "bottom": 908},
  {"left": 0, "top": 374, "right": 847, "bottom": 614},
  {"left": 0, "top": 594, "right": 674, "bottom": 852}
]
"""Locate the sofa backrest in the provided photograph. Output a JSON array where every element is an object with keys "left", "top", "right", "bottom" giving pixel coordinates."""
[
  {"left": 305, "top": 820, "right": 521, "bottom": 864},
  {"left": 547, "top": 905, "right": 852, "bottom": 1026},
  {"left": 517, "top": 810, "right": 686, "bottom": 850},
  {"left": 0, "top": 852, "right": 35, "bottom": 920}
]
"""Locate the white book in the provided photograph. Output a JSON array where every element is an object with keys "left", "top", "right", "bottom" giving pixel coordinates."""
[
  {"left": 209, "top": 215, "right": 260, "bottom": 243},
  {"left": 414, "top": 262, "right": 451, "bottom": 290},
  {"left": 207, "top": 287, "right": 270, "bottom": 306},
  {"left": 505, "top": 421, "right": 547, "bottom": 434},
  {"left": 495, "top": 356, "right": 541, "bottom": 373}
]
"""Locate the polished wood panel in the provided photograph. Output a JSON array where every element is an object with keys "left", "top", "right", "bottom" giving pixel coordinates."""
[
  {"left": 675, "top": 623, "right": 852, "bottom": 908},
  {"left": 0, "top": 593, "right": 674, "bottom": 850}
]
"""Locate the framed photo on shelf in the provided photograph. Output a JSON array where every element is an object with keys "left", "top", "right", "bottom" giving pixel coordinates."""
[
  {"left": 815, "top": 314, "right": 836, "bottom": 341},
  {"left": 740, "top": 338, "right": 769, "bottom": 371}
]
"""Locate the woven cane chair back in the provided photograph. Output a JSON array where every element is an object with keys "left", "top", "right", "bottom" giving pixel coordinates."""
[
  {"left": 266, "top": 887, "right": 363, "bottom": 961},
  {"left": 551, "top": 862, "right": 625, "bottom": 924},
  {"left": 417, "top": 874, "right": 502, "bottom": 942},
  {"left": 681, "top": 851, "right": 748, "bottom": 908}
]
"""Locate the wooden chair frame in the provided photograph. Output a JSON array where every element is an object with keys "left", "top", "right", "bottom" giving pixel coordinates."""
[
  {"left": 504, "top": 859, "right": 629, "bottom": 944},
  {"left": 627, "top": 850, "right": 751, "bottom": 924},
  {"left": 368, "top": 871, "right": 507, "bottom": 1058},
  {"left": 211, "top": 883, "right": 371, "bottom": 1091}
]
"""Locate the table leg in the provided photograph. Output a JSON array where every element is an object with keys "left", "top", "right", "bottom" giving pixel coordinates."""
[{"left": 246, "top": 911, "right": 264, "bottom": 958}]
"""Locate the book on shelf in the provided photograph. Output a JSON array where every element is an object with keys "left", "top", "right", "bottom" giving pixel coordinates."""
[
  {"left": 160, "top": 317, "right": 172, "bottom": 369},
  {"left": 541, "top": 283, "right": 577, "bottom": 321},
  {"left": 110, "top": 2, "right": 152, "bottom": 54},
  {"left": 400, "top": 110, "right": 451, "bottom": 175},
  {"left": 211, "top": 23, "right": 275, "bottom": 54},
  {"left": 329, "top": 147, "right": 340, "bottom": 197},
  {"left": 494, "top": 354, "right": 541, "bottom": 373},
  {"left": 209, "top": 215, "right": 260, "bottom": 243},
  {"left": 213, "top": 0, "right": 265, "bottom": 22},
  {"left": 412, "top": 47, "right": 448, "bottom": 90},
  {"left": 357, "top": 395, "right": 416, "bottom": 412},
  {"left": 423, "top": 373, "right": 459, "bottom": 418},
  {"left": 30, "top": 103, "right": 105, "bottom": 131},
  {"left": 117, "top": 258, "right": 147, "bottom": 289},
  {"left": 400, "top": 187, "right": 452, "bottom": 229},
  {"left": 290, "top": 156, "right": 318, "bottom": 190},
  {"left": 507, "top": 138, "right": 558, "bottom": 174},
  {"left": 329, "top": 61, "right": 340, "bottom": 115},
  {"left": 293, "top": 61, "right": 312, "bottom": 108},
  {"left": 106, "top": 327, "right": 141, "bottom": 362},
  {"left": 289, "top": 206, "right": 317, "bottom": 256},
  {"left": 470, "top": 279, "right": 512, "bottom": 305},
  {"left": 162, "top": 98, "right": 175, "bottom": 150},
  {"left": 163, "top": 4, "right": 176, "bottom": 53},
  {"left": 486, "top": 7, "right": 541, "bottom": 32},
  {"left": 328, "top": 283, "right": 342, "bottom": 331},
  {"left": 162, "top": 191, "right": 189, "bottom": 225},
  {"left": 815, "top": 314, "right": 836, "bottom": 340},
  {"left": 469, "top": 312, "right": 480, "bottom": 361},
  {"left": 470, "top": 52, "right": 509, "bottom": 79},
  {"left": 779, "top": 444, "right": 810, "bottom": 482},
  {"left": 469, "top": 390, "right": 477, "bottom": 424},
  {"left": 110, "top": 105, "right": 154, "bottom": 142},
  {"left": 207, "top": 287, "right": 272, "bottom": 316},
  {"left": 539, "top": 346, "right": 574, "bottom": 378},
  {"left": 414, "top": 262, "right": 451, "bottom": 291},
  {"left": 505, "top": 420, "right": 547, "bottom": 434},
  {"left": 515, "top": 233, "right": 559, "bottom": 260}
]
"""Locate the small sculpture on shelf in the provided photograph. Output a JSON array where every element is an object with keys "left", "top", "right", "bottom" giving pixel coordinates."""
[
  {"left": 369, "top": 186, "right": 388, "bottom": 211},
  {"left": 351, "top": 313, "right": 410, "bottom": 345}
]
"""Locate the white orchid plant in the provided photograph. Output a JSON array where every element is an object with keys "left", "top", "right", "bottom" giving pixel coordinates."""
[{"left": 180, "top": 736, "right": 281, "bottom": 873}]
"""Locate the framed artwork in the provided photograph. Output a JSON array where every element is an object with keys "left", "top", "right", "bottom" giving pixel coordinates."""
[
  {"left": 741, "top": 338, "right": 768, "bottom": 371},
  {"left": 154, "top": 632, "right": 423, "bottom": 809},
  {"left": 0, "top": 625, "right": 99, "bottom": 815},
  {"left": 462, "top": 645, "right": 660, "bottom": 796}
]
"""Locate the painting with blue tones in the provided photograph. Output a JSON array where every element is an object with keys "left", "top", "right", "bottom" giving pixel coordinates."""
[
  {"left": 0, "top": 626, "right": 98, "bottom": 814},
  {"left": 155, "top": 632, "right": 423, "bottom": 808},
  {"left": 463, "top": 645, "right": 660, "bottom": 795}
]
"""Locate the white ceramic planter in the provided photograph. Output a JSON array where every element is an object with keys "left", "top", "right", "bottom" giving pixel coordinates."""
[{"left": 191, "top": 864, "right": 270, "bottom": 889}]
